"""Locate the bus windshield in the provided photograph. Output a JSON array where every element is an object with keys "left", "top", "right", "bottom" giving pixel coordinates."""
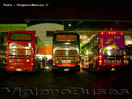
[
  {"left": 9, "top": 33, "right": 32, "bottom": 41},
  {"left": 9, "top": 49, "right": 33, "bottom": 56},
  {"left": 98, "top": 32, "right": 125, "bottom": 56}
]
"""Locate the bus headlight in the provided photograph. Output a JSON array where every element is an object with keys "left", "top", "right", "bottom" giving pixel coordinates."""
[
  {"left": 26, "top": 59, "right": 30, "bottom": 62},
  {"left": 31, "top": 63, "right": 34, "bottom": 66},
  {"left": 9, "top": 59, "right": 13, "bottom": 63}
]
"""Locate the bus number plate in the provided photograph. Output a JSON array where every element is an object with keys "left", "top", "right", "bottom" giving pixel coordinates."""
[
  {"left": 104, "top": 59, "right": 121, "bottom": 63},
  {"left": 17, "top": 59, "right": 22, "bottom": 62},
  {"left": 16, "top": 68, "right": 22, "bottom": 71},
  {"left": 64, "top": 68, "right": 69, "bottom": 71},
  {"left": 62, "top": 60, "right": 71, "bottom": 63}
]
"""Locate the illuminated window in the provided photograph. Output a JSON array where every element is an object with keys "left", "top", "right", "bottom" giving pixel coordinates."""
[
  {"left": 56, "top": 35, "right": 77, "bottom": 41},
  {"left": 9, "top": 33, "right": 32, "bottom": 41}
]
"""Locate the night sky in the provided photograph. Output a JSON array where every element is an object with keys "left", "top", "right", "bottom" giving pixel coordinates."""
[{"left": 0, "top": 0, "right": 132, "bottom": 23}]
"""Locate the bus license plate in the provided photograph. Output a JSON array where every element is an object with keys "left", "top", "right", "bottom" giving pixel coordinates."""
[
  {"left": 64, "top": 68, "right": 69, "bottom": 71},
  {"left": 111, "top": 68, "right": 116, "bottom": 71},
  {"left": 104, "top": 59, "right": 121, "bottom": 63},
  {"left": 16, "top": 68, "right": 22, "bottom": 71},
  {"left": 17, "top": 59, "right": 22, "bottom": 62},
  {"left": 62, "top": 60, "right": 71, "bottom": 63}
]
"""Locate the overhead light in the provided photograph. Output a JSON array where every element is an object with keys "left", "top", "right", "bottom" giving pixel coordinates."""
[
  {"left": 68, "top": 24, "right": 71, "bottom": 27},
  {"left": 80, "top": 35, "right": 88, "bottom": 39}
]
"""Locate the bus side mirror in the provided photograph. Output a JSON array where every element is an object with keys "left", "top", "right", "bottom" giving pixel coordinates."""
[{"left": 35, "top": 37, "right": 38, "bottom": 45}]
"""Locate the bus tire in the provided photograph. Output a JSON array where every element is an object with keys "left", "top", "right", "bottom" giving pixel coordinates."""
[
  {"left": 75, "top": 67, "right": 80, "bottom": 72},
  {"left": 88, "top": 64, "right": 94, "bottom": 73},
  {"left": 0, "top": 59, "right": 6, "bottom": 72},
  {"left": 52, "top": 68, "right": 58, "bottom": 73}
]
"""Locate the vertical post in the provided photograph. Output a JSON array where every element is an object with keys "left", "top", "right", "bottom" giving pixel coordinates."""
[{"left": 0, "top": 31, "right": 1, "bottom": 44}]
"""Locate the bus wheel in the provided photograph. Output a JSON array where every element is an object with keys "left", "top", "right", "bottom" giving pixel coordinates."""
[
  {"left": 75, "top": 68, "right": 80, "bottom": 72},
  {"left": 0, "top": 59, "right": 6, "bottom": 72},
  {"left": 88, "top": 64, "right": 94, "bottom": 73}
]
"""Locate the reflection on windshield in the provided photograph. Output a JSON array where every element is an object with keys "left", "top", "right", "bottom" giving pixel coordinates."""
[
  {"left": 9, "top": 49, "right": 32, "bottom": 56},
  {"left": 100, "top": 49, "right": 125, "bottom": 56}
]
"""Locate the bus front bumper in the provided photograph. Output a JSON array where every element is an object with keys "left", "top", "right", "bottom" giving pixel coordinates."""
[
  {"left": 6, "top": 66, "right": 34, "bottom": 72},
  {"left": 95, "top": 65, "right": 127, "bottom": 72},
  {"left": 52, "top": 65, "right": 80, "bottom": 72}
]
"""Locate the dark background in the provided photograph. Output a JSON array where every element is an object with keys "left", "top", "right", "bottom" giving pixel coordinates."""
[{"left": 0, "top": 0, "right": 132, "bottom": 23}]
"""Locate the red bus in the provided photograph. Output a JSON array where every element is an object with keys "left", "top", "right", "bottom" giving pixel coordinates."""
[
  {"left": 88, "top": 31, "right": 126, "bottom": 72},
  {"left": 5, "top": 31, "right": 41, "bottom": 72},
  {"left": 52, "top": 32, "right": 80, "bottom": 72}
]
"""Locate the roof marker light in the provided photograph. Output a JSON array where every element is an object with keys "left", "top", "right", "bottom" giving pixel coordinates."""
[
  {"left": 114, "top": 32, "right": 116, "bottom": 34},
  {"left": 101, "top": 32, "right": 104, "bottom": 34},
  {"left": 121, "top": 32, "right": 124, "bottom": 35}
]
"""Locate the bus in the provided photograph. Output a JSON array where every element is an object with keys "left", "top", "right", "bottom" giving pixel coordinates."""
[
  {"left": 52, "top": 32, "right": 80, "bottom": 72},
  {"left": 88, "top": 31, "right": 126, "bottom": 72},
  {"left": 5, "top": 31, "right": 41, "bottom": 72}
]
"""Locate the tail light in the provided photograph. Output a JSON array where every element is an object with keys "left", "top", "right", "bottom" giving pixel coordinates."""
[
  {"left": 98, "top": 54, "right": 103, "bottom": 65},
  {"left": 6, "top": 56, "right": 8, "bottom": 60},
  {"left": 31, "top": 58, "right": 34, "bottom": 62},
  {"left": 114, "top": 32, "right": 116, "bottom": 34},
  {"left": 120, "top": 32, "right": 124, "bottom": 35},
  {"left": 123, "top": 55, "right": 126, "bottom": 64},
  {"left": 53, "top": 56, "right": 55, "bottom": 63},
  {"left": 101, "top": 32, "right": 104, "bottom": 34},
  {"left": 101, "top": 32, "right": 118, "bottom": 35},
  {"left": 78, "top": 56, "right": 80, "bottom": 63},
  {"left": 9, "top": 59, "right": 13, "bottom": 63},
  {"left": 99, "top": 54, "right": 102, "bottom": 58}
]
